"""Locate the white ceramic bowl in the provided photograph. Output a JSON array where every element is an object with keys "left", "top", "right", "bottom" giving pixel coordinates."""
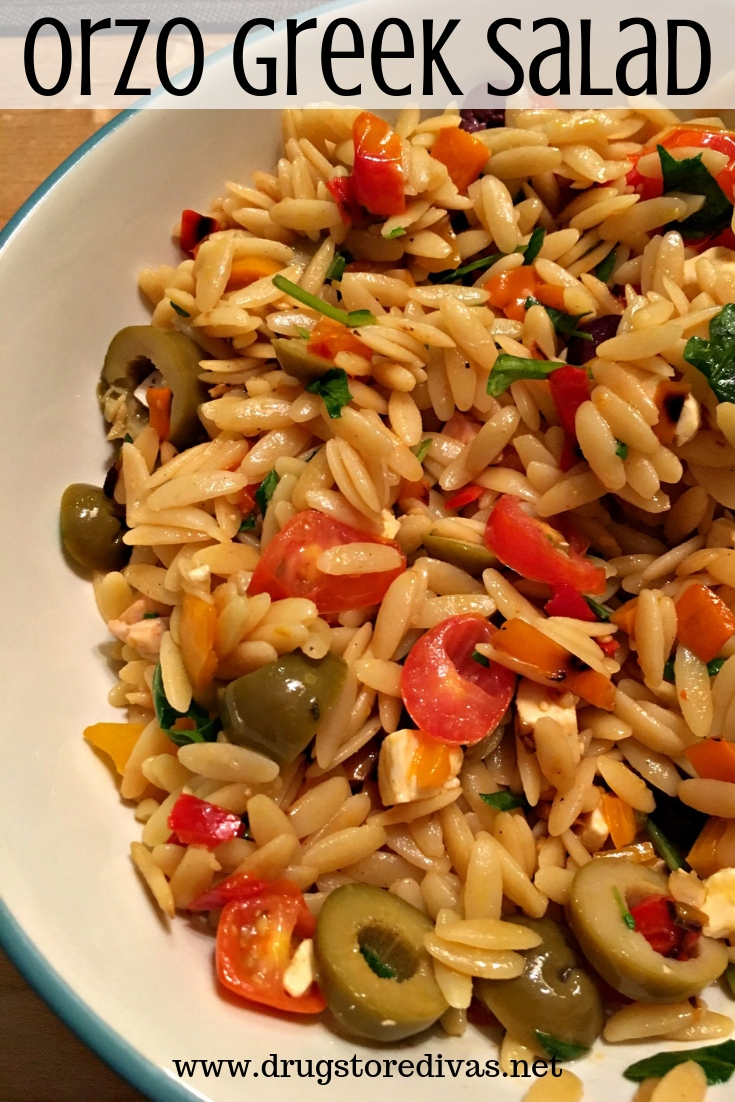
[{"left": 0, "top": 92, "right": 729, "bottom": 1102}]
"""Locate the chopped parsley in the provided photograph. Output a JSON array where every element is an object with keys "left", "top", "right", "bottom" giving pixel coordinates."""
[
  {"left": 305, "top": 367, "right": 352, "bottom": 419},
  {"left": 142, "top": 611, "right": 160, "bottom": 620}
]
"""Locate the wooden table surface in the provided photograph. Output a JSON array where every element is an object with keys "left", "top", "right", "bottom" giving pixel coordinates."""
[{"left": 0, "top": 110, "right": 148, "bottom": 1102}]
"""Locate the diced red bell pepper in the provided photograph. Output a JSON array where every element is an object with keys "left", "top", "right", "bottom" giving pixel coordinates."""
[
  {"left": 549, "top": 366, "right": 592, "bottom": 473},
  {"left": 180, "top": 209, "right": 220, "bottom": 255},
  {"left": 351, "top": 112, "right": 406, "bottom": 218},
  {"left": 545, "top": 583, "right": 597, "bottom": 621},
  {"left": 597, "top": 636, "right": 620, "bottom": 659},
  {"left": 167, "top": 793, "right": 244, "bottom": 850},
  {"left": 326, "top": 175, "right": 363, "bottom": 225},
  {"left": 629, "top": 894, "right": 700, "bottom": 961},
  {"left": 445, "top": 484, "right": 484, "bottom": 511}
]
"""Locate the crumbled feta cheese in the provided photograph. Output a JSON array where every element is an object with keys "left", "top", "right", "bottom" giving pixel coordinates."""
[
  {"left": 282, "top": 938, "right": 316, "bottom": 998},
  {"left": 381, "top": 509, "right": 401, "bottom": 540},
  {"left": 700, "top": 867, "right": 735, "bottom": 938},
  {"left": 378, "top": 728, "right": 462, "bottom": 806},
  {"left": 515, "top": 679, "right": 578, "bottom": 741},
  {"left": 674, "top": 393, "right": 701, "bottom": 447}
]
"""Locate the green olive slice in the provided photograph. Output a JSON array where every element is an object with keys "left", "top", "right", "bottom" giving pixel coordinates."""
[
  {"left": 272, "top": 338, "right": 335, "bottom": 382},
  {"left": 100, "top": 326, "right": 206, "bottom": 449},
  {"left": 477, "top": 916, "right": 603, "bottom": 1055},
  {"left": 315, "top": 883, "right": 448, "bottom": 1041},
  {"left": 568, "top": 859, "right": 728, "bottom": 1002},
  {"left": 60, "top": 483, "right": 129, "bottom": 572},
  {"left": 422, "top": 534, "right": 496, "bottom": 575},
  {"left": 220, "top": 652, "right": 347, "bottom": 766}
]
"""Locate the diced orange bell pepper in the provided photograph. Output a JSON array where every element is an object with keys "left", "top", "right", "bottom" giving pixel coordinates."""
[
  {"left": 611, "top": 598, "right": 638, "bottom": 639},
  {"left": 147, "top": 386, "right": 173, "bottom": 441},
  {"left": 685, "top": 737, "right": 735, "bottom": 784},
  {"left": 484, "top": 267, "right": 567, "bottom": 321},
  {"left": 430, "top": 126, "right": 488, "bottom": 192},
  {"left": 410, "top": 731, "right": 456, "bottom": 789},
  {"left": 351, "top": 112, "right": 406, "bottom": 217},
  {"left": 84, "top": 722, "right": 145, "bottom": 775},
  {"left": 600, "top": 792, "right": 638, "bottom": 849},
  {"left": 307, "top": 316, "right": 372, "bottom": 362},
  {"left": 491, "top": 618, "right": 615, "bottom": 710},
  {"left": 675, "top": 583, "right": 735, "bottom": 664},
  {"left": 687, "top": 817, "right": 729, "bottom": 878},
  {"left": 179, "top": 593, "right": 218, "bottom": 694},
  {"left": 227, "top": 256, "right": 283, "bottom": 290}
]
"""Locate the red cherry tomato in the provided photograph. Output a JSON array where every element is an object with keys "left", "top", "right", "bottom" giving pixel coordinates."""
[
  {"left": 401, "top": 614, "right": 516, "bottom": 745},
  {"left": 247, "top": 510, "right": 406, "bottom": 615},
  {"left": 627, "top": 125, "right": 735, "bottom": 217},
  {"left": 548, "top": 366, "right": 591, "bottom": 473},
  {"left": 544, "top": 583, "right": 597, "bottom": 622},
  {"left": 351, "top": 112, "right": 406, "bottom": 217},
  {"left": 215, "top": 879, "right": 325, "bottom": 1014},
  {"left": 484, "top": 495, "right": 606, "bottom": 595}
]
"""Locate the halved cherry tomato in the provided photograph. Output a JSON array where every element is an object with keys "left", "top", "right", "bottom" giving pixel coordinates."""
[
  {"left": 247, "top": 510, "right": 406, "bottom": 615},
  {"left": 401, "top": 614, "right": 516, "bottom": 745},
  {"left": 351, "top": 112, "right": 406, "bottom": 217},
  {"left": 485, "top": 267, "right": 566, "bottom": 321},
  {"left": 180, "top": 209, "right": 220, "bottom": 255},
  {"left": 307, "top": 317, "right": 372, "bottom": 362},
  {"left": 545, "top": 583, "right": 596, "bottom": 621},
  {"left": 485, "top": 495, "right": 606, "bottom": 595},
  {"left": 216, "top": 879, "right": 325, "bottom": 1014},
  {"left": 326, "top": 175, "right": 363, "bottom": 225}
]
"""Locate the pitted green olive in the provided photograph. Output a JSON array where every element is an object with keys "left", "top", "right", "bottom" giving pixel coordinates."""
[
  {"left": 99, "top": 326, "right": 206, "bottom": 449},
  {"left": 315, "top": 883, "right": 448, "bottom": 1041},
  {"left": 422, "top": 534, "right": 496, "bottom": 575},
  {"left": 60, "top": 483, "right": 129, "bottom": 572},
  {"left": 477, "top": 916, "right": 603, "bottom": 1055},
  {"left": 220, "top": 651, "right": 347, "bottom": 766},
  {"left": 568, "top": 859, "right": 728, "bottom": 1002},
  {"left": 272, "top": 338, "right": 334, "bottom": 382}
]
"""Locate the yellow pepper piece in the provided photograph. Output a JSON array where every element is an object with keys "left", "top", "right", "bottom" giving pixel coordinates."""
[{"left": 84, "top": 722, "right": 145, "bottom": 775}]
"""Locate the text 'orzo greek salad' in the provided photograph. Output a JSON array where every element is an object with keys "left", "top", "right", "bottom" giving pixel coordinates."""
[{"left": 61, "top": 106, "right": 735, "bottom": 1100}]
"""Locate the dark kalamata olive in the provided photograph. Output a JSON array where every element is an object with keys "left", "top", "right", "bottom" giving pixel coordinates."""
[
  {"left": 566, "top": 314, "right": 621, "bottom": 366},
  {"left": 460, "top": 108, "right": 505, "bottom": 133}
]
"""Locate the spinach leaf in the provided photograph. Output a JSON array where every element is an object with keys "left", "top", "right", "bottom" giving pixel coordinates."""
[
  {"left": 152, "top": 664, "right": 219, "bottom": 746},
  {"left": 431, "top": 228, "right": 545, "bottom": 285},
  {"left": 255, "top": 469, "right": 280, "bottom": 516},
  {"left": 683, "top": 302, "right": 735, "bottom": 403},
  {"left": 615, "top": 439, "right": 629, "bottom": 459},
  {"left": 523, "top": 226, "right": 546, "bottom": 265},
  {"left": 471, "top": 649, "right": 490, "bottom": 668},
  {"left": 624, "top": 1040, "right": 735, "bottom": 1085},
  {"left": 170, "top": 301, "right": 191, "bottom": 318},
  {"left": 584, "top": 596, "right": 610, "bottom": 621},
  {"left": 486, "top": 353, "right": 565, "bottom": 397},
  {"left": 480, "top": 791, "right": 524, "bottom": 812},
  {"left": 239, "top": 513, "right": 256, "bottom": 532},
  {"left": 305, "top": 367, "right": 353, "bottom": 419},
  {"left": 534, "top": 1033, "right": 589, "bottom": 1063},
  {"left": 659, "top": 144, "right": 733, "bottom": 238},
  {"left": 595, "top": 249, "right": 617, "bottom": 283}
]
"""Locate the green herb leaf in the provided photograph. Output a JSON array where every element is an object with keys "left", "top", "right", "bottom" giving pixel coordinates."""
[
  {"left": 584, "top": 596, "right": 610, "bottom": 622},
  {"left": 431, "top": 251, "right": 507, "bottom": 285},
  {"left": 414, "top": 438, "right": 432, "bottom": 463},
  {"left": 595, "top": 249, "right": 617, "bottom": 283},
  {"left": 384, "top": 226, "right": 406, "bottom": 239},
  {"left": 659, "top": 144, "right": 733, "bottom": 239},
  {"left": 663, "top": 657, "right": 675, "bottom": 683},
  {"left": 726, "top": 963, "right": 735, "bottom": 999},
  {"left": 471, "top": 649, "right": 490, "bottom": 668},
  {"left": 272, "top": 274, "right": 376, "bottom": 328},
  {"left": 305, "top": 368, "right": 353, "bottom": 419},
  {"left": 709, "top": 657, "right": 727, "bottom": 677},
  {"left": 624, "top": 1040, "right": 735, "bottom": 1086},
  {"left": 170, "top": 301, "right": 191, "bottom": 318},
  {"left": 326, "top": 252, "right": 347, "bottom": 281},
  {"left": 151, "top": 664, "right": 219, "bottom": 746},
  {"left": 615, "top": 439, "right": 629, "bottom": 459},
  {"left": 239, "top": 514, "right": 256, "bottom": 532},
  {"left": 295, "top": 326, "right": 311, "bottom": 339},
  {"left": 645, "top": 819, "right": 684, "bottom": 872},
  {"left": 524, "top": 296, "right": 592, "bottom": 340},
  {"left": 534, "top": 1033, "right": 589, "bottom": 1063},
  {"left": 360, "top": 943, "right": 398, "bottom": 979},
  {"left": 684, "top": 302, "right": 735, "bottom": 404},
  {"left": 480, "top": 791, "right": 524, "bottom": 812},
  {"left": 613, "top": 885, "right": 636, "bottom": 930},
  {"left": 486, "top": 353, "right": 565, "bottom": 397},
  {"left": 523, "top": 226, "right": 546, "bottom": 265},
  {"left": 124, "top": 434, "right": 133, "bottom": 444},
  {"left": 142, "top": 611, "right": 160, "bottom": 620},
  {"left": 255, "top": 469, "right": 280, "bottom": 516}
]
